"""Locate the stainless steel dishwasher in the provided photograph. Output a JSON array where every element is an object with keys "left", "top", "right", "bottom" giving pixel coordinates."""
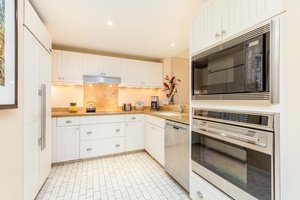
[{"left": 165, "top": 120, "right": 189, "bottom": 191}]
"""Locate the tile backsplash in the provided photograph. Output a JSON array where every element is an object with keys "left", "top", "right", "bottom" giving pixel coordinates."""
[{"left": 84, "top": 83, "right": 119, "bottom": 111}]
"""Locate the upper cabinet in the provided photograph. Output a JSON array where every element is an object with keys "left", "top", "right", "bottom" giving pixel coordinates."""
[
  {"left": 52, "top": 50, "right": 84, "bottom": 85},
  {"left": 52, "top": 50, "right": 162, "bottom": 87},
  {"left": 190, "top": 0, "right": 286, "bottom": 55},
  {"left": 120, "top": 58, "right": 162, "bottom": 88},
  {"left": 83, "top": 54, "right": 121, "bottom": 77}
]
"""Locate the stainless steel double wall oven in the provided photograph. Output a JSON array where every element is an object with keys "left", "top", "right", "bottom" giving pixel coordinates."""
[{"left": 191, "top": 109, "right": 280, "bottom": 200}]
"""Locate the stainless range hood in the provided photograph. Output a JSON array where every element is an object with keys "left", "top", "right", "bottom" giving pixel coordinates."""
[{"left": 83, "top": 75, "right": 121, "bottom": 84}]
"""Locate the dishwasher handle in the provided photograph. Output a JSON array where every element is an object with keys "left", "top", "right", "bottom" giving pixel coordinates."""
[{"left": 166, "top": 123, "right": 188, "bottom": 134}]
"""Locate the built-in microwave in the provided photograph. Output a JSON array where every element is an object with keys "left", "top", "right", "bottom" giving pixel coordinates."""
[{"left": 191, "top": 21, "right": 280, "bottom": 103}]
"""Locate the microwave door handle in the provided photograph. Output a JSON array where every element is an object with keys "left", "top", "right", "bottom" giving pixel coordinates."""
[
  {"left": 197, "top": 125, "right": 259, "bottom": 143},
  {"left": 270, "top": 18, "right": 280, "bottom": 104}
]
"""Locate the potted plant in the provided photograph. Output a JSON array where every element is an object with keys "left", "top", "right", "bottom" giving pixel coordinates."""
[{"left": 68, "top": 102, "right": 78, "bottom": 113}]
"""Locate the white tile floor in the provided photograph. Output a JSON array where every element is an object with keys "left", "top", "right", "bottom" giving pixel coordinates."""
[{"left": 36, "top": 152, "right": 190, "bottom": 200}]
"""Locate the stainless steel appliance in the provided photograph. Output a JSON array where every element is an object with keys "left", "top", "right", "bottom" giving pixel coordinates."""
[
  {"left": 191, "top": 18, "right": 281, "bottom": 103},
  {"left": 86, "top": 101, "right": 96, "bottom": 112},
  {"left": 151, "top": 96, "right": 159, "bottom": 110},
  {"left": 122, "top": 103, "right": 132, "bottom": 111},
  {"left": 191, "top": 109, "right": 280, "bottom": 200},
  {"left": 165, "top": 120, "right": 189, "bottom": 191}
]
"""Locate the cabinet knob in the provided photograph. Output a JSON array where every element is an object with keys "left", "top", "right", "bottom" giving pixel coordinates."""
[
  {"left": 87, "top": 131, "right": 92, "bottom": 135},
  {"left": 221, "top": 30, "right": 226, "bottom": 35},
  {"left": 131, "top": 117, "right": 136, "bottom": 120},
  {"left": 87, "top": 148, "right": 92, "bottom": 151},
  {"left": 66, "top": 120, "right": 72, "bottom": 124},
  {"left": 197, "top": 191, "right": 203, "bottom": 199},
  {"left": 115, "top": 129, "right": 120, "bottom": 132},
  {"left": 215, "top": 33, "right": 220, "bottom": 38},
  {"left": 115, "top": 144, "right": 120, "bottom": 147}
]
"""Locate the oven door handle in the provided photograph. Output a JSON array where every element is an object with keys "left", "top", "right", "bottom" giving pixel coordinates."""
[{"left": 196, "top": 125, "right": 259, "bottom": 143}]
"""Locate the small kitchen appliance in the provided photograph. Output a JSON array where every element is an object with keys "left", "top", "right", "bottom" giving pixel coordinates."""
[
  {"left": 150, "top": 96, "right": 159, "bottom": 110},
  {"left": 122, "top": 103, "right": 132, "bottom": 111},
  {"left": 86, "top": 101, "right": 96, "bottom": 112}
]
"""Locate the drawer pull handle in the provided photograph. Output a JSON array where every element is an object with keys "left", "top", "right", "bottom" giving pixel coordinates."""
[
  {"left": 131, "top": 117, "right": 136, "bottom": 120},
  {"left": 87, "top": 148, "right": 92, "bottom": 151},
  {"left": 115, "top": 144, "right": 120, "bottom": 147},
  {"left": 197, "top": 191, "right": 203, "bottom": 199},
  {"left": 87, "top": 131, "right": 92, "bottom": 135},
  {"left": 115, "top": 129, "right": 120, "bottom": 132},
  {"left": 66, "top": 120, "right": 72, "bottom": 124}
]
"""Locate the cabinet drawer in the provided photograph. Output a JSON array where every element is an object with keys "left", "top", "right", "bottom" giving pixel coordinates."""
[
  {"left": 81, "top": 115, "right": 126, "bottom": 125},
  {"left": 80, "top": 137, "right": 125, "bottom": 159},
  {"left": 145, "top": 114, "right": 165, "bottom": 128},
  {"left": 80, "top": 123, "right": 125, "bottom": 140},
  {"left": 56, "top": 117, "right": 80, "bottom": 127},
  {"left": 125, "top": 114, "right": 142, "bottom": 122},
  {"left": 190, "top": 173, "right": 232, "bottom": 200}
]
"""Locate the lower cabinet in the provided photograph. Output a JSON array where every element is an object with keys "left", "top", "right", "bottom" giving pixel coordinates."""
[
  {"left": 51, "top": 114, "right": 157, "bottom": 163},
  {"left": 145, "top": 115, "right": 165, "bottom": 166},
  {"left": 125, "top": 114, "right": 144, "bottom": 151},
  {"left": 51, "top": 118, "right": 80, "bottom": 163},
  {"left": 80, "top": 137, "right": 125, "bottom": 159},
  {"left": 190, "top": 172, "right": 233, "bottom": 200}
]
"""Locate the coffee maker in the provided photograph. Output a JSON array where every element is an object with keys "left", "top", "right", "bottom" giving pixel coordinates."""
[{"left": 151, "top": 96, "right": 159, "bottom": 110}]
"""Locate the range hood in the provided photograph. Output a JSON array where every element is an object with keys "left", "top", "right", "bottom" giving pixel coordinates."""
[{"left": 83, "top": 75, "right": 121, "bottom": 84}]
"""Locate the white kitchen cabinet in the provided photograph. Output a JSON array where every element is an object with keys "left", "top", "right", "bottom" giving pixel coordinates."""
[
  {"left": 51, "top": 117, "right": 80, "bottom": 163},
  {"left": 80, "top": 115, "right": 126, "bottom": 159},
  {"left": 190, "top": 0, "right": 221, "bottom": 54},
  {"left": 120, "top": 58, "right": 162, "bottom": 88},
  {"left": 23, "top": 2, "right": 52, "bottom": 199},
  {"left": 145, "top": 115, "right": 165, "bottom": 166},
  {"left": 125, "top": 114, "right": 144, "bottom": 151},
  {"left": 80, "top": 123, "right": 126, "bottom": 141},
  {"left": 190, "top": 172, "right": 233, "bottom": 200},
  {"left": 190, "top": 0, "right": 286, "bottom": 55},
  {"left": 52, "top": 49, "right": 84, "bottom": 84},
  {"left": 83, "top": 53, "right": 121, "bottom": 77},
  {"left": 80, "top": 137, "right": 125, "bottom": 159}
]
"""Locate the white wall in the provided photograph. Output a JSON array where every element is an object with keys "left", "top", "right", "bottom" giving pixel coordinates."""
[
  {"left": 171, "top": 57, "right": 189, "bottom": 104},
  {"left": 286, "top": 0, "right": 300, "bottom": 199},
  {"left": 0, "top": 0, "right": 23, "bottom": 199}
]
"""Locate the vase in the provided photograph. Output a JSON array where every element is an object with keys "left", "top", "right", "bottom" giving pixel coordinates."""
[
  {"left": 168, "top": 96, "right": 175, "bottom": 105},
  {"left": 68, "top": 105, "right": 78, "bottom": 113}
]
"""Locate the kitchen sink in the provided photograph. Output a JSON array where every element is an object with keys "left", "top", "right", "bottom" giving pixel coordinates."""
[{"left": 156, "top": 112, "right": 181, "bottom": 117}]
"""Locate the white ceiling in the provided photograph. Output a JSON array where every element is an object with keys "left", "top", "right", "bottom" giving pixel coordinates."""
[{"left": 29, "top": 0, "right": 204, "bottom": 60}]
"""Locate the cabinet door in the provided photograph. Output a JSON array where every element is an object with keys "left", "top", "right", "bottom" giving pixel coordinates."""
[
  {"left": 145, "top": 122, "right": 153, "bottom": 155},
  {"left": 191, "top": 0, "right": 222, "bottom": 55},
  {"left": 142, "top": 62, "right": 162, "bottom": 87},
  {"left": 53, "top": 126, "right": 80, "bottom": 163},
  {"left": 61, "top": 51, "right": 83, "bottom": 83},
  {"left": 221, "top": 0, "right": 276, "bottom": 41},
  {"left": 83, "top": 53, "right": 103, "bottom": 76},
  {"left": 126, "top": 122, "right": 144, "bottom": 151},
  {"left": 103, "top": 56, "right": 121, "bottom": 77},
  {"left": 120, "top": 58, "right": 143, "bottom": 86},
  {"left": 51, "top": 50, "right": 62, "bottom": 82},
  {"left": 153, "top": 126, "right": 165, "bottom": 166},
  {"left": 145, "top": 122, "right": 164, "bottom": 166}
]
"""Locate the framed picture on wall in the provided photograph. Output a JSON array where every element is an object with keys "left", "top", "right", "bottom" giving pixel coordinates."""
[{"left": 0, "top": 0, "right": 17, "bottom": 109}]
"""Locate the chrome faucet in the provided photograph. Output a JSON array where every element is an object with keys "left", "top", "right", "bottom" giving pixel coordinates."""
[{"left": 170, "top": 93, "right": 183, "bottom": 113}]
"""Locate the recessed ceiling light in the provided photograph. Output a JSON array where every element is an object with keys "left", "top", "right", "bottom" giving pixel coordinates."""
[
  {"left": 170, "top": 43, "right": 176, "bottom": 47},
  {"left": 107, "top": 21, "right": 113, "bottom": 26}
]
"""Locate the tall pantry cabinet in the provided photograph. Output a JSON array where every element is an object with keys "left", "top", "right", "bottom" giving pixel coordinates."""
[{"left": 23, "top": 1, "right": 52, "bottom": 200}]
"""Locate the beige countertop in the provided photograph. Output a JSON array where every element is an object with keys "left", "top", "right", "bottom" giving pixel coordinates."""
[{"left": 52, "top": 109, "right": 189, "bottom": 125}]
